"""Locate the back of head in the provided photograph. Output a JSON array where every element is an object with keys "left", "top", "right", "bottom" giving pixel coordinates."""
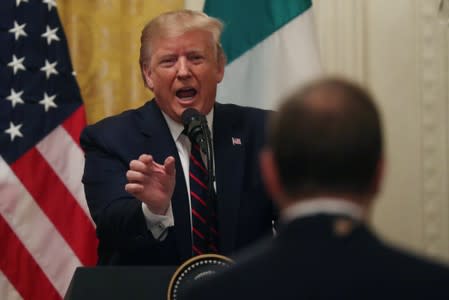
[{"left": 268, "top": 77, "right": 383, "bottom": 198}]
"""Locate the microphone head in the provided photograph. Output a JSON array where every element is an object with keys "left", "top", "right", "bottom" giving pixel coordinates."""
[
  {"left": 181, "top": 108, "right": 210, "bottom": 155},
  {"left": 181, "top": 108, "right": 202, "bottom": 127},
  {"left": 181, "top": 108, "right": 207, "bottom": 148}
]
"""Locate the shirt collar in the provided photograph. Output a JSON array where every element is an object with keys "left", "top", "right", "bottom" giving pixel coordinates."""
[
  {"left": 161, "top": 107, "right": 214, "bottom": 142},
  {"left": 282, "top": 197, "right": 365, "bottom": 223}
]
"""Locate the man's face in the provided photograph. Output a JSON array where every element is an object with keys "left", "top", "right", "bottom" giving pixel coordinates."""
[{"left": 142, "top": 29, "right": 225, "bottom": 123}]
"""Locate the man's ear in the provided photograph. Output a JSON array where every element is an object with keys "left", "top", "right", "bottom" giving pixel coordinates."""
[
  {"left": 260, "top": 149, "right": 284, "bottom": 204},
  {"left": 142, "top": 63, "right": 154, "bottom": 91},
  {"left": 215, "top": 50, "right": 225, "bottom": 84}
]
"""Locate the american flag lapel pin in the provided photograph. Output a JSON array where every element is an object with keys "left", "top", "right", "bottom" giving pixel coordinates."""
[{"left": 232, "top": 137, "right": 242, "bottom": 145}]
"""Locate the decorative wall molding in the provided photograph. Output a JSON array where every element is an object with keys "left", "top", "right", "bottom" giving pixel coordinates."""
[
  {"left": 314, "top": 0, "right": 449, "bottom": 261},
  {"left": 419, "top": 0, "right": 449, "bottom": 259},
  {"left": 420, "top": 0, "right": 440, "bottom": 258},
  {"left": 313, "top": 0, "right": 366, "bottom": 81}
]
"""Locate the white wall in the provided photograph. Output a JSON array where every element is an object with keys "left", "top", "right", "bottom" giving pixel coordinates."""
[
  {"left": 186, "top": 0, "right": 449, "bottom": 262},
  {"left": 185, "top": 0, "right": 204, "bottom": 11},
  {"left": 314, "top": 0, "right": 449, "bottom": 262}
]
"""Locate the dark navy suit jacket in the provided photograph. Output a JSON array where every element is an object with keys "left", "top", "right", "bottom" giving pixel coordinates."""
[
  {"left": 185, "top": 214, "right": 449, "bottom": 299},
  {"left": 81, "top": 100, "right": 274, "bottom": 265}
]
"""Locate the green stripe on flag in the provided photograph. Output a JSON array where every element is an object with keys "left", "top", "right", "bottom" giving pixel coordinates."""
[{"left": 204, "top": 0, "right": 312, "bottom": 64}]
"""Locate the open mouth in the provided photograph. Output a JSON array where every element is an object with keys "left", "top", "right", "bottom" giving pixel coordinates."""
[{"left": 176, "top": 87, "right": 197, "bottom": 100}]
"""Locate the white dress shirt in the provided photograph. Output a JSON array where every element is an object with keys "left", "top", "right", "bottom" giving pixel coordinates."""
[
  {"left": 281, "top": 197, "right": 365, "bottom": 224},
  {"left": 141, "top": 109, "right": 214, "bottom": 239}
]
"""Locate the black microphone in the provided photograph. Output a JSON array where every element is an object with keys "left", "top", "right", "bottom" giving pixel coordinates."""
[
  {"left": 182, "top": 108, "right": 218, "bottom": 250},
  {"left": 181, "top": 108, "right": 208, "bottom": 154}
]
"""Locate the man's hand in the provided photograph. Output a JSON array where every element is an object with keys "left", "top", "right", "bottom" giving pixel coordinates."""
[{"left": 125, "top": 154, "right": 176, "bottom": 215}]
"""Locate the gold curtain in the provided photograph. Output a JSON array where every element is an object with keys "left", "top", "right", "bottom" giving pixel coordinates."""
[{"left": 58, "top": 0, "right": 184, "bottom": 124}]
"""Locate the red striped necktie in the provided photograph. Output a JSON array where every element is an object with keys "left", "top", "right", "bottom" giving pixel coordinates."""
[{"left": 189, "top": 142, "right": 218, "bottom": 256}]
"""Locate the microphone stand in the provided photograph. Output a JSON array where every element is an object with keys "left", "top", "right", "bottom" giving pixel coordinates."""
[{"left": 199, "top": 118, "right": 217, "bottom": 252}]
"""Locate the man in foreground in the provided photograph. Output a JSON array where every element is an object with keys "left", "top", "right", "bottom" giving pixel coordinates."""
[{"left": 185, "top": 78, "right": 449, "bottom": 299}]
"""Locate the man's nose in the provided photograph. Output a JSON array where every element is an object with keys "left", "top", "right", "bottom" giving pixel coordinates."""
[{"left": 177, "top": 58, "right": 191, "bottom": 79}]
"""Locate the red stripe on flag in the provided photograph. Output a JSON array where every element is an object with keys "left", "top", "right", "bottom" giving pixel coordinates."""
[
  {"left": 62, "top": 105, "right": 87, "bottom": 148},
  {"left": 0, "top": 216, "right": 61, "bottom": 300},
  {"left": 10, "top": 148, "right": 97, "bottom": 266}
]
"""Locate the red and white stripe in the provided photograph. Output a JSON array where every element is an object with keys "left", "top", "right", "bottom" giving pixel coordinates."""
[
  {"left": 0, "top": 107, "right": 97, "bottom": 300},
  {"left": 0, "top": 268, "right": 23, "bottom": 300}
]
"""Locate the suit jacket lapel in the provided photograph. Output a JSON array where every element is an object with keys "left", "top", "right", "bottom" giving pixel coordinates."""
[
  {"left": 213, "top": 103, "right": 245, "bottom": 254},
  {"left": 137, "top": 101, "right": 192, "bottom": 262}
]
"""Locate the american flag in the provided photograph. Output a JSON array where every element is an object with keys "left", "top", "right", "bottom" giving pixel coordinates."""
[
  {"left": 0, "top": 1, "right": 97, "bottom": 299},
  {"left": 231, "top": 137, "right": 241, "bottom": 145}
]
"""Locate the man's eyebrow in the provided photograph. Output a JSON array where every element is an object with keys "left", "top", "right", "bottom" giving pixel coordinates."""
[
  {"left": 157, "top": 53, "right": 177, "bottom": 60},
  {"left": 186, "top": 48, "right": 205, "bottom": 53}
]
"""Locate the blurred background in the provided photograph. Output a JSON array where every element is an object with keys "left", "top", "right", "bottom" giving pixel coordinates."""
[{"left": 57, "top": 0, "right": 181, "bottom": 123}]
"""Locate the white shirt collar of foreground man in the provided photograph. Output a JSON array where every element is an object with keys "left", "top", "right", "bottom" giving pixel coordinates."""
[{"left": 282, "top": 198, "right": 365, "bottom": 223}]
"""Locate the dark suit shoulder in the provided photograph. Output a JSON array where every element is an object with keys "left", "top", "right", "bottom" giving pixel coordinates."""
[
  {"left": 82, "top": 101, "right": 153, "bottom": 136},
  {"left": 214, "top": 102, "right": 272, "bottom": 143},
  {"left": 377, "top": 239, "right": 449, "bottom": 278},
  {"left": 215, "top": 102, "right": 271, "bottom": 122},
  {"left": 80, "top": 101, "right": 159, "bottom": 154}
]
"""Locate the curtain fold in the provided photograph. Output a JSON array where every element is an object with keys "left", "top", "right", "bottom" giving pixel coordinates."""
[{"left": 58, "top": 0, "right": 184, "bottom": 124}]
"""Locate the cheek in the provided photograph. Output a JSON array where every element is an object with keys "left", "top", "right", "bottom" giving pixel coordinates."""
[
  {"left": 150, "top": 70, "right": 176, "bottom": 90},
  {"left": 200, "top": 68, "right": 220, "bottom": 86}
]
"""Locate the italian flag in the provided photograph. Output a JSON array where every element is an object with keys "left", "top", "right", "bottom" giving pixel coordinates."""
[{"left": 204, "top": 0, "right": 322, "bottom": 110}]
